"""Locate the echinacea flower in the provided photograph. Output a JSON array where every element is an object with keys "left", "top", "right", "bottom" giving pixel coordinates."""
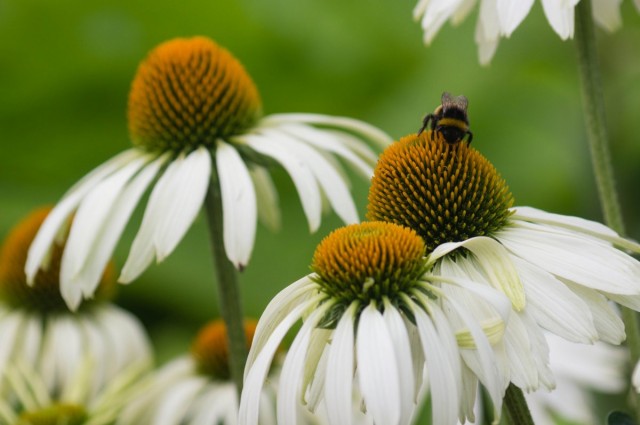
[
  {"left": 0, "top": 357, "right": 148, "bottom": 425},
  {"left": 413, "top": 0, "right": 639, "bottom": 64},
  {"left": 240, "top": 221, "right": 513, "bottom": 425},
  {"left": 526, "top": 333, "right": 627, "bottom": 425},
  {"left": 0, "top": 207, "right": 152, "bottom": 397},
  {"left": 367, "top": 130, "right": 640, "bottom": 391},
  {"left": 25, "top": 36, "right": 391, "bottom": 310}
]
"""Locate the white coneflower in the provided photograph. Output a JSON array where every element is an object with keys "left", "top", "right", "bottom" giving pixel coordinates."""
[
  {"left": 526, "top": 333, "right": 627, "bottom": 425},
  {"left": 367, "top": 130, "right": 640, "bottom": 392},
  {"left": 413, "top": 0, "right": 637, "bottom": 64},
  {"left": 0, "top": 207, "right": 152, "bottom": 398},
  {"left": 240, "top": 221, "right": 513, "bottom": 425},
  {"left": 0, "top": 357, "right": 148, "bottom": 425},
  {"left": 24, "top": 36, "right": 391, "bottom": 310}
]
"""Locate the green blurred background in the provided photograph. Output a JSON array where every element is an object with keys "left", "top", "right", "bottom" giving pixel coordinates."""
[{"left": 1, "top": 0, "right": 640, "bottom": 401}]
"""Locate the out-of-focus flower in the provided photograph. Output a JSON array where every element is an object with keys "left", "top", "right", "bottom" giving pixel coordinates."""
[
  {"left": 25, "top": 36, "right": 392, "bottom": 310},
  {"left": 367, "top": 131, "right": 640, "bottom": 392},
  {"left": 413, "top": 0, "right": 637, "bottom": 64},
  {"left": 240, "top": 221, "right": 512, "bottom": 425},
  {"left": 0, "top": 207, "right": 152, "bottom": 398}
]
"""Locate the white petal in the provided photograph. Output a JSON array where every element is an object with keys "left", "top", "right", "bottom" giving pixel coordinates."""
[
  {"left": 325, "top": 303, "right": 357, "bottom": 425},
  {"left": 592, "top": 0, "right": 622, "bottom": 31},
  {"left": 191, "top": 385, "right": 236, "bottom": 425},
  {"left": 0, "top": 312, "right": 22, "bottom": 373},
  {"left": 243, "top": 133, "right": 322, "bottom": 232},
  {"left": 451, "top": 0, "right": 477, "bottom": 25},
  {"left": 153, "top": 378, "right": 208, "bottom": 425},
  {"left": 633, "top": 361, "right": 640, "bottom": 393},
  {"left": 50, "top": 317, "right": 84, "bottom": 397},
  {"left": 497, "top": 0, "right": 534, "bottom": 36},
  {"left": 19, "top": 314, "right": 42, "bottom": 368},
  {"left": 249, "top": 166, "right": 281, "bottom": 232},
  {"left": 411, "top": 303, "right": 459, "bottom": 425},
  {"left": 25, "top": 149, "right": 141, "bottom": 284},
  {"left": 277, "top": 306, "right": 327, "bottom": 425},
  {"left": 512, "top": 256, "right": 597, "bottom": 343},
  {"left": 382, "top": 300, "right": 416, "bottom": 425},
  {"left": 541, "top": 0, "right": 579, "bottom": 39},
  {"left": 420, "top": 0, "right": 467, "bottom": 44},
  {"left": 636, "top": 0, "right": 640, "bottom": 13},
  {"left": 217, "top": 142, "right": 258, "bottom": 269},
  {"left": 304, "top": 330, "right": 331, "bottom": 412},
  {"left": 240, "top": 298, "right": 319, "bottom": 425},
  {"left": 260, "top": 114, "right": 392, "bottom": 150},
  {"left": 474, "top": 0, "right": 501, "bottom": 65},
  {"left": 498, "top": 223, "right": 640, "bottom": 295},
  {"left": 413, "top": 0, "right": 430, "bottom": 20},
  {"left": 261, "top": 128, "right": 359, "bottom": 225},
  {"left": 356, "top": 303, "right": 400, "bottom": 425}
]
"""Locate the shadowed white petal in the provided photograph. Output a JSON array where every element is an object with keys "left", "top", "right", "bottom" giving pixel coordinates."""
[
  {"left": 260, "top": 114, "right": 392, "bottom": 149},
  {"left": 96, "top": 306, "right": 152, "bottom": 370},
  {"left": 475, "top": 0, "right": 501, "bottom": 65},
  {"left": 304, "top": 330, "right": 331, "bottom": 412},
  {"left": 512, "top": 256, "right": 597, "bottom": 343},
  {"left": 413, "top": 0, "right": 430, "bottom": 20},
  {"left": 565, "top": 283, "right": 625, "bottom": 344},
  {"left": 25, "top": 149, "right": 141, "bottom": 284},
  {"left": 153, "top": 378, "right": 208, "bottom": 425},
  {"left": 0, "top": 312, "right": 22, "bottom": 373},
  {"left": 412, "top": 303, "right": 459, "bottom": 425},
  {"left": 512, "top": 206, "right": 640, "bottom": 253},
  {"left": 451, "top": 0, "right": 477, "bottom": 24},
  {"left": 51, "top": 317, "right": 84, "bottom": 397},
  {"left": 382, "top": 300, "right": 415, "bottom": 425},
  {"left": 325, "top": 303, "right": 357, "bottom": 425},
  {"left": 191, "top": 385, "right": 236, "bottom": 425},
  {"left": 262, "top": 128, "right": 358, "bottom": 225},
  {"left": 497, "top": 0, "right": 534, "bottom": 36},
  {"left": 498, "top": 223, "right": 640, "bottom": 295},
  {"left": 243, "top": 133, "right": 322, "bottom": 232},
  {"left": 240, "top": 298, "right": 319, "bottom": 425},
  {"left": 217, "top": 142, "right": 257, "bottom": 269},
  {"left": 420, "top": 0, "right": 467, "bottom": 44},
  {"left": 541, "top": 0, "right": 579, "bottom": 39},
  {"left": 250, "top": 166, "right": 281, "bottom": 232},
  {"left": 19, "top": 314, "right": 42, "bottom": 367},
  {"left": 402, "top": 316, "right": 425, "bottom": 401},
  {"left": 278, "top": 306, "right": 328, "bottom": 425},
  {"left": 246, "top": 277, "right": 318, "bottom": 375},
  {"left": 593, "top": 0, "right": 622, "bottom": 31},
  {"left": 276, "top": 124, "right": 374, "bottom": 178},
  {"left": 154, "top": 147, "right": 211, "bottom": 261},
  {"left": 61, "top": 154, "right": 168, "bottom": 309},
  {"left": 634, "top": 362, "right": 640, "bottom": 393}
]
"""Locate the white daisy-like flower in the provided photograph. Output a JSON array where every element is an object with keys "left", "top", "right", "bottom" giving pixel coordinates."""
[
  {"left": 368, "top": 129, "right": 640, "bottom": 392},
  {"left": 240, "top": 221, "right": 514, "bottom": 425},
  {"left": 526, "top": 333, "right": 627, "bottom": 425},
  {"left": 24, "top": 36, "right": 392, "bottom": 310},
  {"left": 0, "top": 207, "right": 152, "bottom": 398},
  {"left": 0, "top": 357, "right": 148, "bottom": 425},
  {"left": 414, "top": 0, "right": 638, "bottom": 64}
]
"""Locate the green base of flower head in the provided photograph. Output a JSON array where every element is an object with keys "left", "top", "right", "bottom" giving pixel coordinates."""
[
  {"left": 17, "top": 404, "right": 87, "bottom": 425},
  {"left": 311, "top": 222, "right": 429, "bottom": 322},
  {"left": 367, "top": 131, "right": 514, "bottom": 253}
]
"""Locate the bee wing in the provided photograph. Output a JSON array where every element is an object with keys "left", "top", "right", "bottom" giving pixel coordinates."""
[{"left": 441, "top": 92, "right": 468, "bottom": 113}]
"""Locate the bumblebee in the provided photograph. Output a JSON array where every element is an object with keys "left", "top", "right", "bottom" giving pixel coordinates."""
[{"left": 418, "top": 92, "right": 473, "bottom": 145}]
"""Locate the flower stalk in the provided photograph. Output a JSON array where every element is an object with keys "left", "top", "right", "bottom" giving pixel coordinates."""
[
  {"left": 204, "top": 166, "right": 247, "bottom": 395},
  {"left": 503, "top": 384, "right": 534, "bottom": 425}
]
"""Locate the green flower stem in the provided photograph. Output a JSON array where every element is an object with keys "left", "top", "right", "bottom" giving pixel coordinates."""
[
  {"left": 204, "top": 166, "right": 247, "bottom": 396},
  {"left": 503, "top": 384, "right": 534, "bottom": 425},
  {"left": 575, "top": 0, "right": 640, "bottom": 417}
]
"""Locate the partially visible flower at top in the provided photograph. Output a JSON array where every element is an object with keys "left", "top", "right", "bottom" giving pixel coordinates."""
[
  {"left": 368, "top": 130, "right": 640, "bottom": 392},
  {"left": 413, "top": 0, "right": 640, "bottom": 64},
  {"left": 0, "top": 207, "right": 152, "bottom": 398},
  {"left": 526, "top": 333, "right": 627, "bottom": 425},
  {"left": 240, "top": 221, "right": 513, "bottom": 425},
  {"left": 0, "top": 357, "right": 148, "bottom": 425},
  {"left": 25, "top": 36, "right": 391, "bottom": 310}
]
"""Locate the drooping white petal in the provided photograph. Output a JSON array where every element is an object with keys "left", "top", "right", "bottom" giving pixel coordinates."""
[
  {"left": 325, "top": 303, "right": 357, "bottom": 425},
  {"left": 497, "top": 0, "right": 534, "bottom": 36},
  {"left": 153, "top": 378, "right": 208, "bottom": 425},
  {"left": 240, "top": 298, "right": 320, "bottom": 425},
  {"left": 451, "top": 0, "right": 477, "bottom": 25},
  {"left": 475, "top": 0, "right": 501, "bottom": 65},
  {"left": 277, "top": 305, "right": 327, "bottom": 425},
  {"left": 411, "top": 301, "right": 460, "bottom": 425},
  {"left": 154, "top": 147, "right": 211, "bottom": 261},
  {"left": 50, "top": 316, "right": 84, "bottom": 397},
  {"left": 191, "top": 385, "right": 236, "bottom": 425},
  {"left": 541, "top": 0, "right": 579, "bottom": 39},
  {"left": 420, "top": 0, "right": 467, "bottom": 44},
  {"left": 242, "top": 133, "right": 322, "bottom": 232},
  {"left": 25, "top": 149, "right": 142, "bottom": 284},
  {"left": 520, "top": 310, "right": 555, "bottom": 391},
  {"left": 246, "top": 277, "right": 319, "bottom": 375},
  {"left": 96, "top": 306, "right": 152, "bottom": 371},
  {"left": 0, "top": 312, "right": 22, "bottom": 373},
  {"left": 498, "top": 223, "right": 640, "bottom": 295},
  {"left": 356, "top": 303, "right": 400, "bottom": 425},
  {"left": 382, "top": 300, "right": 416, "bottom": 425},
  {"left": 249, "top": 166, "right": 281, "bottom": 232},
  {"left": 512, "top": 256, "right": 597, "bottom": 343},
  {"left": 216, "top": 142, "right": 257, "bottom": 269},
  {"left": 633, "top": 361, "right": 640, "bottom": 393},
  {"left": 413, "top": 0, "right": 431, "bottom": 20},
  {"left": 261, "top": 128, "right": 359, "bottom": 225},
  {"left": 260, "top": 114, "right": 392, "bottom": 150},
  {"left": 304, "top": 330, "right": 331, "bottom": 412},
  {"left": 19, "top": 313, "right": 42, "bottom": 368},
  {"left": 592, "top": 0, "right": 622, "bottom": 31}
]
